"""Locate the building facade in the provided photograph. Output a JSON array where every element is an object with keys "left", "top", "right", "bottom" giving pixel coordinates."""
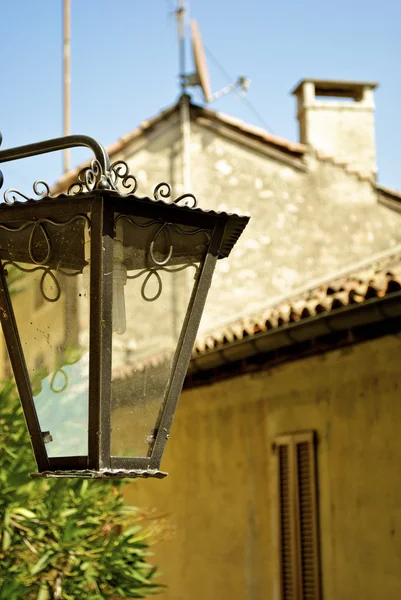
[
  {"left": 2, "top": 77, "right": 401, "bottom": 599},
  {"left": 52, "top": 78, "right": 401, "bottom": 336},
  {"left": 126, "top": 254, "right": 401, "bottom": 600}
]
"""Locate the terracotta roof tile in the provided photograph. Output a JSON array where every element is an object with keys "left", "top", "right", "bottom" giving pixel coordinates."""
[
  {"left": 193, "top": 251, "right": 401, "bottom": 356},
  {"left": 114, "top": 251, "right": 401, "bottom": 381}
]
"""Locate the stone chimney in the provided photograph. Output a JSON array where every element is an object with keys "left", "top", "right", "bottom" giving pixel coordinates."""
[{"left": 292, "top": 79, "right": 378, "bottom": 177}]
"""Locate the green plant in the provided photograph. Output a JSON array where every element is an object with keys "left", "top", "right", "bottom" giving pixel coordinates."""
[{"left": 0, "top": 381, "right": 163, "bottom": 599}]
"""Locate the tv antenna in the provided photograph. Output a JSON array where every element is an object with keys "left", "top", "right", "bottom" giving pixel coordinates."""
[
  {"left": 184, "top": 19, "right": 250, "bottom": 104},
  {"left": 175, "top": 1, "right": 250, "bottom": 192}
]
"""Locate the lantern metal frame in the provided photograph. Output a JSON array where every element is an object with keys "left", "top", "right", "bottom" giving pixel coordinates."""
[{"left": 0, "top": 134, "right": 249, "bottom": 479}]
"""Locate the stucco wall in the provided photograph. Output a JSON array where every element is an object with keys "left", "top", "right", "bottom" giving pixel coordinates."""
[
  {"left": 110, "top": 115, "right": 401, "bottom": 335},
  {"left": 302, "top": 104, "right": 377, "bottom": 175},
  {"left": 126, "top": 333, "right": 401, "bottom": 600}
]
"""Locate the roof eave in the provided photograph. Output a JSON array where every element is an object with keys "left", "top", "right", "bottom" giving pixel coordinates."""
[{"left": 188, "top": 291, "right": 401, "bottom": 375}]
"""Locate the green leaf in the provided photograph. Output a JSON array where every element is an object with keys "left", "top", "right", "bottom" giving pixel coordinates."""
[
  {"left": 11, "top": 507, "right": 36, "bottom": 519},
  {"left": 30, "top": 551, "right": 54, "bottom": 575},
  {"left": 80, "top": 480, "right": 89, "bottom": 496},
  {"left": 2, "top": 529, "right": 11, "bottom": 551},
  {"left": 2, "top": 510, "right": 10, "bottom": 527},
  {"left": 36, "top": 583, "right": 50, "bottom": 600},
  {"left": 59, "top": 508, "right": 77, "bottom": 518},
  {"left": 120, "top": 525, "right": 142, "bottom": 539},
  {"left": 0, "top": 381, "right": 163, "bottom": 598}
]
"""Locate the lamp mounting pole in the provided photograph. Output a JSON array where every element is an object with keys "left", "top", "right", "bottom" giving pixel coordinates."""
[
  {"left": 176, "top": 0, "right": 191, "bottom": 192},
  {"left": 63, "top": 0, "right": 71, "bottom": 173}
]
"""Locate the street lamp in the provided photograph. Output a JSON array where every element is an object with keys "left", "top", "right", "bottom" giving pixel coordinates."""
[{"left": 0, "top": 134, "right": 249, "bottom": 479}]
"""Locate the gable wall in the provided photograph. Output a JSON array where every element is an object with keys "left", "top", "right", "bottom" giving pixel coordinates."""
[{"left": 118, "top": 118, "right": 401, "bottom": 334}]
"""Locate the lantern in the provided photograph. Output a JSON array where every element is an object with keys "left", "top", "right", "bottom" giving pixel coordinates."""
[{"left": 0, "top": 135, "right": 249, "bottom": 478}]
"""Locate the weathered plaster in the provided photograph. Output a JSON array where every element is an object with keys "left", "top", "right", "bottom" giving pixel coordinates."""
[{"left": 100, "top": 111, "right": 401, "bottom": 341}]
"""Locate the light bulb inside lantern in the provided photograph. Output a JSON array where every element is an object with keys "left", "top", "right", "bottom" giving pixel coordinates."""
[{"left": 83, "top": 224, "right": 127, "bottom": 335}]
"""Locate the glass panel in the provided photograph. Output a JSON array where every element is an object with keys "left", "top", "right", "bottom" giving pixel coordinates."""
[
  {"left": 111, "top": 214, "right": 211, "bottom": 458},
  {"left": 0, "top": 215, "right": 90, "bottom": 458}
]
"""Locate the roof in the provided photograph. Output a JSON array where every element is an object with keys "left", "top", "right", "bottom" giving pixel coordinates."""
[
  {"left": 190, "top": 103, "right": 306, "bottom": 156},
  {"left": 51, "top": 98, "right": 401, "bottom": 206},
  {"left": 51, "top": 100, "right": 307, "bottom": 195},
  {"left": 114, "top": 248, "right": 401, "bottom": 384},
  {"left": 191, "top": 249, "right": 401, "bottom": 360}
]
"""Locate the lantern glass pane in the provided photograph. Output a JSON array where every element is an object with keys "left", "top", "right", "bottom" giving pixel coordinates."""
[
  {"left": 0, "top": 215, "right": 90, "bottom": 458},
  {"left": 110, "top": 214, "right": 211, "bottom": 458}
]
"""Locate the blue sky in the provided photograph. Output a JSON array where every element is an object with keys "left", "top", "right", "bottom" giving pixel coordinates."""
[{"left": 1, "top": 0, "right": 400, "bottom": 194}]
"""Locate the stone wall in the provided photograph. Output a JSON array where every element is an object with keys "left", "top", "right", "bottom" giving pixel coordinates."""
[{"left": 104, "top": 113, "right": 401, "bottom": 337}]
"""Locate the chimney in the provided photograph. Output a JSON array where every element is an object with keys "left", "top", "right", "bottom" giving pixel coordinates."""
[{"left": 292, "top": 79, "right": 378, "bottom": 177}]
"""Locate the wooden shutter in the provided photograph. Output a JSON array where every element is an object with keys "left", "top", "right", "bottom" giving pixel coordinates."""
[{"left": 275, "top": 432, "right": 320, "bottom": 600}]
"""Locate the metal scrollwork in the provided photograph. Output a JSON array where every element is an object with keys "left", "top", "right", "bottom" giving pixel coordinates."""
[
  {"left": 109, "top": 161, "right": 138, "bottom": 194},
  {"left": 149, "top": 223, "right": 173, "bottom": 266},
  {"left": 4, "top": 180, "right": 51, "bottom": 205},
  {"left": 28, "top": 221, "right": 51, "bottom": 265},
  {"left": 2, "top": 161, "right": 197, "bottom": 209},
  {"left": 68, "top": 159, "right": 105, "bottom": 195},
  {"left": 153, "top": 182, "right": 171, "bottom": 201},
  {"left": 139, "top": 270, "right": 164, "bottom": 302},
  {"left": 3, "top": 261, "right": 80, "bottom": 303},
  {"left": 153, "top": 182, "right": 197, "bottom": 208},
  {"left": 0, "top": 132, "right": 199, "bottom": 209},
  {"left": 128, "top": 262, "right": 199, "bottom": 302},
  {"left": 0, "top": 214, "right": 90, "bottom": 302},
  {"left": 66, "top": 159, "right": 139, "bottom": 196},
  {"left": 116, "top": 215, "right": 209, "bottom": 302}
]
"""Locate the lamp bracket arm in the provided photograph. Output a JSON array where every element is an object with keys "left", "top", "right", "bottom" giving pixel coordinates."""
[
  {"left": 0, "top": 132, "right": 197, "bottom": 203},
  {"left": 0, "top": 134, "right": 110, "bottom": 173}
]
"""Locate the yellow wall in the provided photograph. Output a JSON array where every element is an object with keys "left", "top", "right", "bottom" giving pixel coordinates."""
[{"left": 125, "top": 333, "right": 401, "bottom": 600}]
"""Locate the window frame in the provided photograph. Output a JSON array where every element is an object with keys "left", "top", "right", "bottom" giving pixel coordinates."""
[{"left": 274, "top": 431, "right": 321, "bottom": 600}]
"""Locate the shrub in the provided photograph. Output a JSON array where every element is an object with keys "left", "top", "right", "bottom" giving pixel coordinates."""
[{"left": 0, "top": 381, "right": 163, "bottom": 599}]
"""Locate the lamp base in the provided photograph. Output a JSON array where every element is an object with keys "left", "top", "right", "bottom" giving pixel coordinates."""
[{"left": 30, "top": 468, "right": 168, "bottom": 479}]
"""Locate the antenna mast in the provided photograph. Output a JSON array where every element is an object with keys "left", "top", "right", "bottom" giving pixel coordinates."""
[
  {"left": 176, "top": 0, "right": 191, "bottom": 191},
  {"left": 63, "top": 0, "right": 71, "bottom": 172}
]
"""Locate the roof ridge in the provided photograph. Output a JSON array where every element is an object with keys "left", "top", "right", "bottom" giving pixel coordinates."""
[
  {"left": 192, "top": 104, "right": 307, "bottom": 154},
  {"left": 51, "top": 100, "right": 308, "bottom": 193},
  {"left": 49, "top": 100, "right": 401, "bottom": 202}
]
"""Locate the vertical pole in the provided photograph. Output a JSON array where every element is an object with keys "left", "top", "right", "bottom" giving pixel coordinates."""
[
  {"left": 63, "top": 0, "right": 71, "bottom": 172},
  {"left": 176, "top": 1, "right": 192, "bottom": 329},
  {"left": 178, "top": 0, "right": 186, "bottom": 94},
  {"left": 177, "top": 0, "right": 191, "bottom": 191}
]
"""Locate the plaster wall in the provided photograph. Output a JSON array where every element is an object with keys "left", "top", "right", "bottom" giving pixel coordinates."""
[
  {"left": 115, "top": 116, "right": 401, "bottom": 335},
  {"left": 301, "top": 104, "right": 377, "bottom": 175},
  {"left": 126, "top": 333, "right": 401, "bottom": 600}
]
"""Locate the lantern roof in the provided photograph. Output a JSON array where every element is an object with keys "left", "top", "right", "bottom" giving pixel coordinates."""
[{"left": 0, "top": 187, "right": 249, "bottom": 259}]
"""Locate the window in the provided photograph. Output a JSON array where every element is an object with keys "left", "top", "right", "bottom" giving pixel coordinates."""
[{"left": 274, "top": 431, "right": 321, "bottom": 600}]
